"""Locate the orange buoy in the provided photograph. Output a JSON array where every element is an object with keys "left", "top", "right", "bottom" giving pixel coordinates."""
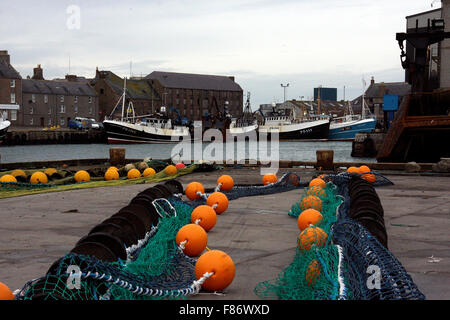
[
  {"left": 0, "top": 282, "right": 14, "bottom": 300},
  {"left": 108, "top": 166, "right": 119, "bottom": 172},
  {"left": 127, "top": 168, "right": 141, "bottom": 179},
  {"left": 164, "top": 165, "right": 178, "bottom": 176},
  {"left": 44, "top": 168, "right": 58, "bottom": 177},
  {"left": 105, "top": 169, "right": 119, "bottom": 181},
  {"left": 309, "top": 178, "right": 326, "bottom": 189},
  {"left": 0, "top": 174, "right": 17, "bottom": 183},
  {"left": 176, "top": 224, "right": 208, "bottom": 257},
  {"left": 175, "top": 163, "right": 186, "bottom": 169},
  {"left": 297, "top": 209, "right": 323, "bottom": 231},
  {"left": 347, "top": 166, "right": 359, "bottom": 174},
  {"left": 297, "top": 226, "right": 328, "bottom": 251},
  {"left": 300, "top": 195, "right": 322, "bottom": 212},
  {"left": 306, "top": 259, "right": 321, "bottom": 286},
  {"left": 362, "top": 173, "right": 376, "bottom": 183},
  {"left": 74, "top": 170, "right": 90, "bottom": 183},
  {"left": 217, "top": 175, "right": 234, "bottom": 191},
  {"left": 194, "top": 250, "right": 235, "bottom": 292},
  {"left": 359, "top": 165, "right": 370, "bottom": 174},
  {"left": 306, "top": 186, "right": 327, "bottom": 198},
  {"left": 11, "top": 169, "right": 26, "bottom": 179},
  {"left": 191, "top": 205, "right": 217, "bottom": 232},
  {"left": 206, "top": 192, "right": 229, "bottom": 215},
  {"left": 30, "top": 172, "right": 48, "bottom": 185},
  {"left": 185, "top": 182, "right": 205, "bottom": 201},
  {"left": 262, "top": 173, "right": 277, "bottom": 185},
  {"left": 143, "top": 167, "right": 156, "bottom": 177}
]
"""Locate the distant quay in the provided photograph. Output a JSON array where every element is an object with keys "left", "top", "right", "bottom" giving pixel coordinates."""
[{"left": 2, "top": 127, "right": 107, "bottom": 146}]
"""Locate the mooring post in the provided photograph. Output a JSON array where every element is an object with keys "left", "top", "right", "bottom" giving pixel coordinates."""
[
  {"left": 316, "top": 149, "right": 334, "bottom": 170},
  {"left": 109, "top": 147, "right": 126, "bottom": 166}
]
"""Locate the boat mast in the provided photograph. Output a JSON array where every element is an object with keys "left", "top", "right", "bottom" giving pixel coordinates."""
[{"left": 121, "top": 77, "right": 127, "bottom": 121}]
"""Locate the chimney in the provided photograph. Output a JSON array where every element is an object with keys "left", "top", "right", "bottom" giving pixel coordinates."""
[
  {"left": 370, "top": 76, "right": 375, "bottom": 86},
  {"left": 32, "top": 64, "right": 44, "bottom": 80},
  {"left": 65, "top": 74, "right": 77, "bottom": 82},
  {"left": 0, "top": 50, "right": 10, "bottom": 64}
]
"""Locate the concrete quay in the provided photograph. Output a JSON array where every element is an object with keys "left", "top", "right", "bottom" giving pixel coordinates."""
[{"left": 0, "top": 167, "right": 448, "bottom": 300}]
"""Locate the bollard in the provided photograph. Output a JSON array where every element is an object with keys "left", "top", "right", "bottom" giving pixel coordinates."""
[
  {"left": 109, "top": 148, "right": 126, "bottom": 166},
  {"left": 316, "top": 149, "right": 334, "bottom": 170}
]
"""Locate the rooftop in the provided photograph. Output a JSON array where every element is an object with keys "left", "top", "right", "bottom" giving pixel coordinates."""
[{"left": 22, "top": 79, "right": 97, "bottom": 96}]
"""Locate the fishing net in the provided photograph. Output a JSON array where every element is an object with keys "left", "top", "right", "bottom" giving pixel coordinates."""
[{"left": 255, "top": 171, "right": 425, "bottom": 300}]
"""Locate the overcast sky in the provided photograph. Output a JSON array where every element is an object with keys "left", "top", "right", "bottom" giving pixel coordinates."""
[{"left": 0, "top": 0, "right": 439, "bottom": 108}]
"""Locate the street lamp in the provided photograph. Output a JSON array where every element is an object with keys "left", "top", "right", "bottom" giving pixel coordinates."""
[{"left": 281, "top": 83, "right": 289, "bottom": 102}]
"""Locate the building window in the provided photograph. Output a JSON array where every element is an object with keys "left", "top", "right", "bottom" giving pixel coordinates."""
[
  {"left": 48, "top": 118, "right": 52, "bottom": 126},
  {"left": 88, "top": 106, "right": 93, "bottom": 114},
  {"left": 10, "top": 80, "right": 15, "bottom": 88},
  {"left": 74, "top": 105, "right": 78, "bottom": 113},
  {"left": 74, "top": 96, "right": 78, "bottom": 103},
  {"left": 48, "top": 106, "right": 52, "bottom": 114},
  {"left": 32, "top": 94, "right": 36, "bottom": 103},
  {"left": 60, "top": 105, "right": 66, "bottom": 113},
  {"left": 100, "top": 88, "right": 104, "bottom": 94},
  {"left": 30, "top": 118, "right": 34, "bottom": 125},
  {"left": 11, "top": 110, "right": 17, "bottom": 121},
  {"left": 88, "top": 97, "right": 93, "bottom": 104},
  {"left": 60, "top": 118, "right": 65, "bottom": 126},
  {"left": 11, "top": 93, "right": 15, "bottom": 104},
  {"left": 60, "top": 95, "right": 64, "bottom": 103},
  {"left": 44, "top": 95, "right": 48, "bottom": 103},
  {"left": 30, "top": 107, "right": 34, "bottom": 114}
]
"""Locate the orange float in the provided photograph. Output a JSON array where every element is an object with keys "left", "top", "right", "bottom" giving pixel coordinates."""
[
  {"left": 206, "top": 192, "right": 229, "bottom": 215},
  {"left": 217, "top": 175, "right": 234, "bottom": 191},
  {"left": 44, "top": 168, "right": 58, "bottom": 177},
  {"left": 347, "top": 166, "right": 359, "bottom": 174},
  {"left": 74, "top": 170, "right": 90, "bottom": 182},
  {"left": 194, "top": 250, "right": 235, "bottom": 292},
  {"left": 185, "top": 182, "right": 205, "bottom": 201},
  {"left": 0, "top": 282, "right": 14, "bottom": 300},
  {"left": 297, "top": 209, "right": 323, "bottom": 231},
  {"left": 300, "top": 195, "right": 322, "bottom": 212},
  {"left": 11, "top": 169, "right": 26, "bottom": 179},
  {"left": 191, "top": 205, "right": 217, "bottom": 232},
  {"left": 143, "top": 167, "right": 156, "bottom": 177},
  {"left": 176, "top": 224, "right": 208, "bottom": 257},
  {"left": 306, "top": 186, "right": 327, "bottom": 198},
  {"left": 127, "top": 169, "right": 141, "bottom": 179},
  {"left": 164, "top": 165, "right": 178, "bottom": 176},
  {"left": 309, "top": 178, "right": 326, "bottom": 189},
  {"left": 0, "top": 174, "right": 17, "bottom": 183},
  {"left": 262, "top": 173, "right": 277, "bottom": 185},
  {"left": 359, "top": 165, "right": 370, "bottom": 174},
  {"left": 30, "top": 172, "right": 48, "bottom": 184},
  {"left": 362, "top": 173, "right": 376, "bottom": 183},
  {"left": 297, "top": 226, "right": 328, "bottom": 251},
  {"left": 105, "top": 169, "right": 119, "bottom": 181},
  {"left": 306, "top": 259, "right": 321, "bottom": 286}
]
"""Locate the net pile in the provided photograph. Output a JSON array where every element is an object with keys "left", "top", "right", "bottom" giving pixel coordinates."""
[{"left": 254, "top": 172, "right": 425, "bottom": 300}]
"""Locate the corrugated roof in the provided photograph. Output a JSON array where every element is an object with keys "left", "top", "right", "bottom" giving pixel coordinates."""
[
  {"left": 0, "top": 60, "right": 21, "bottom": 79},
  {"left": 146, "top": 71, "right": 242, "bottom": 92},
  {"left": 22, "top": 79, "right": 97, "bottom": 96}
]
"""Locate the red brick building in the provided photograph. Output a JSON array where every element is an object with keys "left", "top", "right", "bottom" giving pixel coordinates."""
[{"left": 0, "top": 50, "right": 22, "bottom": 125}]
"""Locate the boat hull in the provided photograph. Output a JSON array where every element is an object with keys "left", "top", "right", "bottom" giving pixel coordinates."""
[
  {"left": 0, "top": 120, "right": 11, "bottom": 144},
  {"left": 103, "top": 120, "right": 191, "bottom": 144},
  {"left": 258, "top": 120, "right": 330, "bottom": 140},
  {"left": 328, "top": 118, "right": 376, "bottom": 140}
]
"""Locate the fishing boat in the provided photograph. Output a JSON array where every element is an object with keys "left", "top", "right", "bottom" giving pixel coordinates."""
[
  {"left": 328, "top": 100, "right": 376, "bottom": 140},
  {"left": 103, "top": 78, "right": 192, "bottom": 144},
  {"left": 228, "top": 92, "right": 258, "bottom": 137},
  {"left": 257, "top": 102, "right": 330, "bottom": 140},
  {"left": 0, "top": 113, "right": 11, "bottom": 144}
]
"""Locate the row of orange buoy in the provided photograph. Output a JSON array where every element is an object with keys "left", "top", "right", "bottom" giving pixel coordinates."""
[
  {"left": 296, "top": 177, "right": 330, "bottom": 287},
  {"left": 347, "top": 165, "right": 376, "bottom": 183},
  {"left": 175, "top": 175, "right": 235, "bottom": 292}
]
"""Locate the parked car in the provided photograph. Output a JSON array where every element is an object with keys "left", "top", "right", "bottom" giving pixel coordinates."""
[{"left": 68, "top": 118, "right": 103, "bottom": 130}]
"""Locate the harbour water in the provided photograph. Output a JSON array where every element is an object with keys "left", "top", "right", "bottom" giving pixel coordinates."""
[{"left": 0, "top": 141, "right": 375, "bottom": 164}]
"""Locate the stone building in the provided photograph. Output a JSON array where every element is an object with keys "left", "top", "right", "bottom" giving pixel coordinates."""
[
  {"left": 0, "top": 50, "right": 22, "bottom": 125},
  {"left": 91, "top": 69, "right": 161, "bottom": 120},
  {"left": 145, "top": 71, "right": 243, "bottom": 121},
  {"left": 21, "top": 65, "right": 98, "bottom": 127}
]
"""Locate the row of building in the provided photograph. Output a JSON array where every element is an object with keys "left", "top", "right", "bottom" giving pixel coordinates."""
[{"left": 0, "top": 50, "right": 244, "bottom": 128}]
